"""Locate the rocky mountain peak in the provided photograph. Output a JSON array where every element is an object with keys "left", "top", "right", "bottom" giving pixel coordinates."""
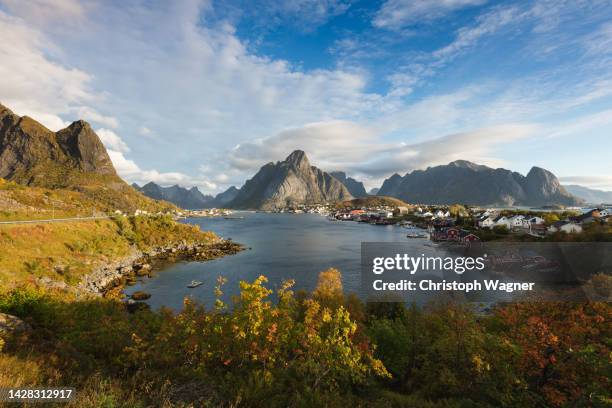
[
  {"left": 375, "top": 160, "right": 582, "bottom": 206},
  {"left": 55, "top": 119, "right": 116, "bottom": 175},
  {"left": 448, "top": 160, "right": 489, "bottom": 171},
  {"left": 285, "top": 150, "right": 311, "bottom": 171},
  {"left": 228, "top": 151, "right": 352, "bottom": 209}
]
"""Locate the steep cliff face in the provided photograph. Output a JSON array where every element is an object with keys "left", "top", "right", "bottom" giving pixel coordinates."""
[
  {"left": 0, "top": 103, "right": 117, "bottom": 187},
  {"left": 377, "top": 173, "right": 403, "bottom": 197},
  {"left": 329, "top": 171, "right": 368, "bottom": 197},
  {"left": 376, "top": 160, "right": 583, "bottom": 207},
  {"left": 0, "top": 103, "right": 170, "bottom": 212},
  {"left": 228, "top": 150, "right": 353, "bottom": 209}
]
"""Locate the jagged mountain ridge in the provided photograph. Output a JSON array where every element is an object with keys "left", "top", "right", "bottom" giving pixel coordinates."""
[
  {"left": 137, "top": 182, "right": 213, "bottom": 209},
  {"left": 0, "top": 104, "right": 117, "bottom": 186},
  {"left": 0, "top": 103, "right": 171, "bottom": 212},
  {"left": 228, "top": 150, "right": 353, "bottom": 210},
  {"left": 134, "top": 182, "right": 239, "bottom": 209},
  {"left": 329, "top": 171, "right": 368, "bottom": 197},
  {"left": 377, "top": 160, "right": 583, "bottom": 207}
]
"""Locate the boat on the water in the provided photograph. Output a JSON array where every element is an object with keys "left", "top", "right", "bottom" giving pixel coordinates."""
[
  {"left": 187, "top": 280, "right": 203, "bottom": 288},
  {"left": 406, "top": 233, "right": 428, "bottom": 239}
]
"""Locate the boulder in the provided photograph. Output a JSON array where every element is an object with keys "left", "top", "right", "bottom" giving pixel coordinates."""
[
  {"left": 0, "top": 313, "right": 31, "bottom": 338},
  {"left": 131, "top": 291, "right": 151, "bottom": 300}
]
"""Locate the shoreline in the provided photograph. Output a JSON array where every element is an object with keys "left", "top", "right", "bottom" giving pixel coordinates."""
[{"left": 78, "top": 238, "right": 243, "bottom": 296}]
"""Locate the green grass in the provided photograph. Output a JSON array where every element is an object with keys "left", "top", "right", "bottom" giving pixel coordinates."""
[{"left": 0, "top": 215, "right": 217, "bottom": 290}]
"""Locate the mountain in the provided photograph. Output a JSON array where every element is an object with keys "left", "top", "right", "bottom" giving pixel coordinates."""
[
  {"left": 0, "top": 104, "right": 116, "bottom": 185},
  {"left": 564, "top": 185, "right": 612, "bottom": 204},
  {"left": 329, "top": 171, "right": 368, "bottom": 197},
  {"left": 368, "top": 187, "right": 379, "bottom": 195},
  {"left": 136, "top": 182, "right": 213, "bottom": 209},
  {"left": 228, "top": 150, "right": 353, "bottom": 210},
  {"left": 0, "top": 103, "right": 170, "bottom": 212},
  {"left": 377, "top": 173, "right": 403, "bottom": 197},
  {"left": 376, "top": 160, "right": 583, "bottom": 207},
  {"left": 209, "top": 186, "right": 239, "bottom": 207},
  {"left": 135, "top": 183, "right": 239, "bottom": 209}
]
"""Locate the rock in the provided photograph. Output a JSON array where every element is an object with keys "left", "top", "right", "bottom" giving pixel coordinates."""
[
  {"left": 227, "top": 150, "right": 353, "bottom": 210},
  {"left": 53, "top": 264, "right": 66, "bottom": 274},
  {"left": 376, "top": 160, "right": 583, "bottom": 207},
  {"left": 0, "top": 313, "right": 31, "bottom": 338},
  {"left": 125, "top": 300, "right": 150, "bottom": 313},
  {"left": 131, "top": 291, "right": 151, "bottom": 300}
]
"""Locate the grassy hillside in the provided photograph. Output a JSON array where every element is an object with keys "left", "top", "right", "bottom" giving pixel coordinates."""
[
  {"left": 0, "top": 215, "right": 217, "bottom": 290},
  {"left": 0, "top": 178, "right": 175, "bottom": 221},
  {"left": 336, "top": 196, "right": 411, "bottom": 208}
]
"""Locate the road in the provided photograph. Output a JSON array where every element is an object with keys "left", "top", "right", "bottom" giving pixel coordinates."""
[{"left": 0, "top": 216, "right": 110, "bottom": 225}]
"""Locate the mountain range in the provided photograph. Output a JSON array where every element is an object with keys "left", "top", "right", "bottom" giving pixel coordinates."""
[
  {"left": 377, "top": 160, "right": 583, "bottom": 207},
  {"left": 227, "top": 150, "right": 352, "bottom": 210},
  {"left": 134, "top": 182, "right": 238, "bottom": 209},
  {"left": 0, "top": 103, "right": 166, "bottom": 212},
  {"left": 564, "top": 185, "right": 612, "bottom": 204},
  {"left": 328, "top": 171, "right": 368, "bottom": 197},
  {"left": 0, "top": 103, "right": 590, "bottom": 210}
]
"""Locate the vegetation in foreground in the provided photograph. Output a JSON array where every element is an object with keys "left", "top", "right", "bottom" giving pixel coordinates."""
[
  {"left": 0, "top": 269, "right": 609, "bottom": 407},
  {"left": 0, "top": 214, "right": 217, "bottom": 290}
]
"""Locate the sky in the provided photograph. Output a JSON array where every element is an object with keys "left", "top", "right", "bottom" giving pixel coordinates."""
[{"left": 1, "top": 0, "right": 611, "bottom": 193}]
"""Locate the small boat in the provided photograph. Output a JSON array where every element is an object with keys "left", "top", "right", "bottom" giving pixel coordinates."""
[
  {"left": 406, "top": 233, "right": 428, "bottom": 239},
  {"left": 187, "top": 280, "right": 203, "bottom": 288}
]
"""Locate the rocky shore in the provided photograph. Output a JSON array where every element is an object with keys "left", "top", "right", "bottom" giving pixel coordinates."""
[{"left": 79, "top": 239, "right": 242, "bottom": 295}]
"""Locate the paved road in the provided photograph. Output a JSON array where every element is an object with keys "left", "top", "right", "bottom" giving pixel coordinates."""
[{"left": 0, "top": 216, "right": 110, "bottom": 225}]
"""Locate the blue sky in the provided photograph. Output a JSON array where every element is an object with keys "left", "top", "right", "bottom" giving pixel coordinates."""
[{"left": 1, "top": 0, "right": 611, "bottom": 192}]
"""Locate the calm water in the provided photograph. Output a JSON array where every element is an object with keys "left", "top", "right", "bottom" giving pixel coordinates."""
[{"left": 123, "top": 212, "right": 429, "bottom": 310}]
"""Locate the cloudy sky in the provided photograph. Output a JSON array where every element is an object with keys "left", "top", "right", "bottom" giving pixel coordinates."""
[{"left": 1, "top": 0, "right": 611, "bottom": 192}]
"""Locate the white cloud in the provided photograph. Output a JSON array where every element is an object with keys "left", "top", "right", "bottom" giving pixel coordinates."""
[
  {"left": 76, "top": 107, "right": 119, "bottom": 129},
  {"left": 558, "top": 176, "right": 612, "bottom": 191},
  {"left": 138, "top": 126, "right": 152, "bottom": 136},
  {"left": 0, "top": 9, "right": 97, "bottom": 131},
  {"left": 432, "top": 5, "right": 520, "bottom": 63},
  {"left": 374, "top": 0, "right": 487, "bottom": 29},
  {"left": 97, "top": 128, "right": 130, "bottom": 153},
  {"left": 227, "top": 120, "right": 537, "bottom": 188},
  {"left": 107, "top": 149, "right": 218, "bottom": 191}
]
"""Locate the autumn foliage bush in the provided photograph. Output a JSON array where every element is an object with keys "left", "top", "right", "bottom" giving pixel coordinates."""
[{"left": 0, "top": 270, "right": 610, "bottom": 407}]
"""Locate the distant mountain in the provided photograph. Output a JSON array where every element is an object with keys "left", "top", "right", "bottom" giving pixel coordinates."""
[
  {"left": 228, "top": 150, "right": 353, "bottom": 210},
  {"left": 135, "top": 182, "right": 213, "bottom": 209},
  {"left": 377, "top": 173, "right": 403, "bottom": 197},
  {"left": 0, "top": 103, "right": 169, "bottom": 212},
  {"left": 329, "top": 171, "right": 368, "bottom": 197},
  {"left": 368, "top": 187, "right": 379, "bottom": 195},
  {"left": 564, "top": 185, "right": 612, "bottom": 204},
  {"left": 209, "top": 186, "right": 239, "bottom": 207},
  {"left": 376, "top": 160, "right": 583, "bottom": 207},
  {"left": 135, "top": 183, "right": 239, "bottom": 209}
]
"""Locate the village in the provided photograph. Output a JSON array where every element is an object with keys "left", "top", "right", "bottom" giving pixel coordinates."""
[{"left": 319, "top": 202, "right": 612, "bottom": 243}]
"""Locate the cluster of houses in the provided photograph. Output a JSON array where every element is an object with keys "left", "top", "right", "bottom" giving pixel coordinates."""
[
  {"left": 475, "top": 211, "right": 547, "bottom": 235},
  {"left": 429, "top": 226, "right": 481, "bottom": 244},
  {"left": 331, "top": 208, "right": 396, "bottom": 224},
  {"left": 474, "top": 208, "right": 610, "bottom": 236},
  {"left": 548, "top": 208, "right": 610, "bottom": 234}
]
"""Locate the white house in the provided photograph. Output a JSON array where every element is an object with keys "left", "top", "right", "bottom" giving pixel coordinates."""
[
  {"left": 493, "top": 216, "right": 511, "bottom": 229},
  {"left": 478, "top": 216, "right": 496, "bottom": 229},
  {"left": 507, "top": 215, "right": 525, "bottom": 229},
  {"left": 433, "top": 210, "right": 447, "bottom": 218},
  {"left": 548, "top": 221, "right": 583, "bottom": 234},
  {"left": 523, "top": 216, "right": 545, "bottom": 228}
]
